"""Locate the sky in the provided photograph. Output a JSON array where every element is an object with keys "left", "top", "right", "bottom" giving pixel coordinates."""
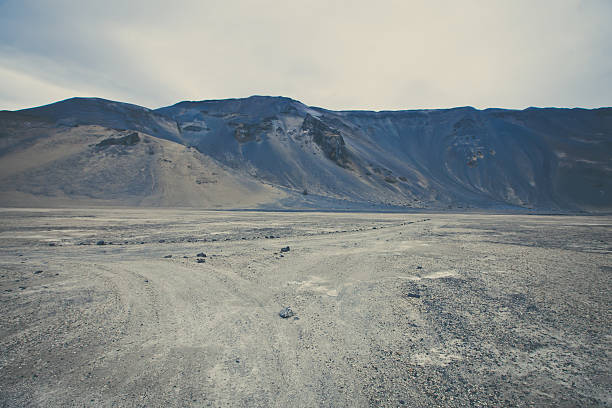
[{"left": 0, "top": 0, "right": 610, "bottom": 111}]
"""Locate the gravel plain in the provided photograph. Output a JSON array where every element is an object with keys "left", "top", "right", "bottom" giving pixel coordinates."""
[{"left": 0, "top": 208, "right": 610, "bottom": 407}]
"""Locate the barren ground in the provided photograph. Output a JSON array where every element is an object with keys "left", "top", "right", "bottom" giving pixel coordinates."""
[{"left": 0, "top": 209, "right": 610, "bottom": 407}]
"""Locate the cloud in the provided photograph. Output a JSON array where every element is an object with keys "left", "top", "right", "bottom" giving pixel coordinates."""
[{"left": 1, "top": 0, "right": 610, "bottom": 110}]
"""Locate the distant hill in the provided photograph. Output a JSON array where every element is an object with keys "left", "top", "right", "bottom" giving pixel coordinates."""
[{"left": 1, "top": 96, "right": 610, "bottom": 212}]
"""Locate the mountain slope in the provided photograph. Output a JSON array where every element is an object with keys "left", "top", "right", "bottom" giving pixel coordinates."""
[
  {"left": 1, "top": 96, "right": 610, "bottom": 211},
  {"left": 0, "top": 112, "right": 284, "bottom": 208},
  {"left": 157, "top": 96, "right": 612, "bottom": 211}
]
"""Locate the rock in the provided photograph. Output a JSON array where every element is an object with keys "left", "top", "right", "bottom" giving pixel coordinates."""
[
  {"left": 33, "top": 270, "right": 43, "bottom": 274},
  {"left": 416, "top": 265, "right": 423, "bottom": 269},
  {"left": 279, "top": 307, "right": 295, "bottom": 318},
  {"left": 96, "top": 240, "right": 105, "bottom": 245},
  {"left": 196, "top": 252, "right": 206, "bottom": 257},
  {"left": 163, "top": 255, "right": 172, "bottom": 258},
  {"left": 96, "top": 132, "right": 140, "bottom": 148},
  {"left": 405, "top": 293, "right": 421, "bottom": 298},
  {"left": 280, "top": 246, "right": 290, "bottom": 253},
  {"left": 300, "top": 114, "right": 351, "bottom": 168},
  {"left": 48, "top": 242, "right": 57, "bottom": 246},
  {"left": 159, "top": 239, "right": 165, "bottom": 243},
  {"left": 196, "top": 259, "right": 205, "bottom": 263}
]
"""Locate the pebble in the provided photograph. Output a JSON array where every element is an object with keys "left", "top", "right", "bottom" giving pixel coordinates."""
[{"left": 279, "top": 307, "right": 295, "bottom": 318}]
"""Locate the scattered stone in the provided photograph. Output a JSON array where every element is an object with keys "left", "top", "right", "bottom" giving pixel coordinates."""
[
  {"left": 280, "top": 246, "right": 290, "bottom": 253},
  {"left": 144, "top": 280, "right": 149, "bottom": 283},
  {"left": 196, "top": 252, "right": 206, "bottom": 258},
  {"left": 197, "top": 259, "right": 205, "bottom": 263},
  {"left": 19, "top": 286, "right": 26, "bottom": 290},
  {"left": 48, "top": 242, "right": 57, "bottom": 246},
  {"left": 33, "top": 270, "right": 43, "bottom": 274},
  {"left": 159, "top": 239, "right": 165, "bottom": 243},
  {"left": 416, "top": 265, "right": 423, "bottom": 270},
  {"left": 96, "top": 240, "right": 105, "bottom": 246},
  {"left": 163, "top": 255, "right": 172, "bottom": 258},
  {"left": 279, "top": 307, "right": 295, "bottom": 318},
  {"left": 405, "top": 293, "right": 421, "bottom": 298}
]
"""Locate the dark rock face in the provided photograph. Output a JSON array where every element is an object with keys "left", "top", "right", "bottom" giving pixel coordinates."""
[
  {"left": 96, "top": 132, "right": 140, "bottom": 148},
  {"left": 280, "top": 246, "right": 290, "bottom": 253},
  {"left": 301, "top": 114, "right": 350, "bottom": 168},
  {"left": 230, "top": 117, "right": 276, "bottom": 143}
]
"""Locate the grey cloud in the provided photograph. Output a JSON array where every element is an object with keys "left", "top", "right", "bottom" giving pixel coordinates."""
[{"left": 0, "top": 0, "right": 610, "bottom": 110}]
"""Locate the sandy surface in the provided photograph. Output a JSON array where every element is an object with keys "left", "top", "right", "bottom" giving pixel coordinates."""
[{"left": 0, "top": 209, "right": 610, "bottom": 407}]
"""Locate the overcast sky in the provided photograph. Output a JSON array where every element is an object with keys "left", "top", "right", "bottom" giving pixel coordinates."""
[{"left": 0, "top": 0, "right": 610, "bottom": 111}]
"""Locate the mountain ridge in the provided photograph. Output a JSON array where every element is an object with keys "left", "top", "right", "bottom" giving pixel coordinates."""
[{"left": 1, "top": 96, "right": 610, "bottom": 212}]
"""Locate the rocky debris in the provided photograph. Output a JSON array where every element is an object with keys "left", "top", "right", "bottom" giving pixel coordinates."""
[
  {"left": 416, "top": 265, "right": 423, "bottom": 270},
  {"left": 196, "top": 259, "right": 205, "bottom": 263},
  {"left": 96, "top": 240, "right": 105, "bottom": 246},
  {"left": 384, "top": 176, "right": 397, "bottom": 183},
  {"left": 230, "top": 117, "right": 275, "bottom": 143},
  {"left": 48, "top": 242, "right": 57, "bottom": 246},
  {"left": 33, "top": 270, "right": 43, "bottom": 274},
  {"left": 158, "top": 239, "right": 165, "bottom": 243},
  {"left": 405, "top": 293, "right": 421, "bottom": 298},
  {"left": 163, "top": 255, "right": 172, "bottom": 258},
  {"left": 196, "top": 252, "right": 207, "bottom": 257},
  {"left": 96, "top": 132, "right": 140, "bottom": 148},
  {"left": 279, "top": 307, "right": 294, "bottom": 318},
  {"left": 300, "top": 114, "right": 351, "bottom": 168},
  {"left": 280, "top": 246, "right": 290, "bottom": 253}
]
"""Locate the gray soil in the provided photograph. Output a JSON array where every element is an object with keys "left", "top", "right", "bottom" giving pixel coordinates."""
[{"left": 0, "top": 209, "right": 610, "bottom": 407}]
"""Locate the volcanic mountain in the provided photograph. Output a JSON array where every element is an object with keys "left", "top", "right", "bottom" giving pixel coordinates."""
[{"left": 1, "top": 96, "right": 610, "bottom": 211}]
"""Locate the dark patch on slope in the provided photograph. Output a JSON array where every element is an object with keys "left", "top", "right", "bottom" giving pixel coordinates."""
[
  {"left": 229, "top": 117, "right": 277, "bottom": 143},
  {"left": 95, "top": 132, "right": 140, "bottom": 149},
  {"left": 301, "top": 114, "right": 351, "bottom": 168}
]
